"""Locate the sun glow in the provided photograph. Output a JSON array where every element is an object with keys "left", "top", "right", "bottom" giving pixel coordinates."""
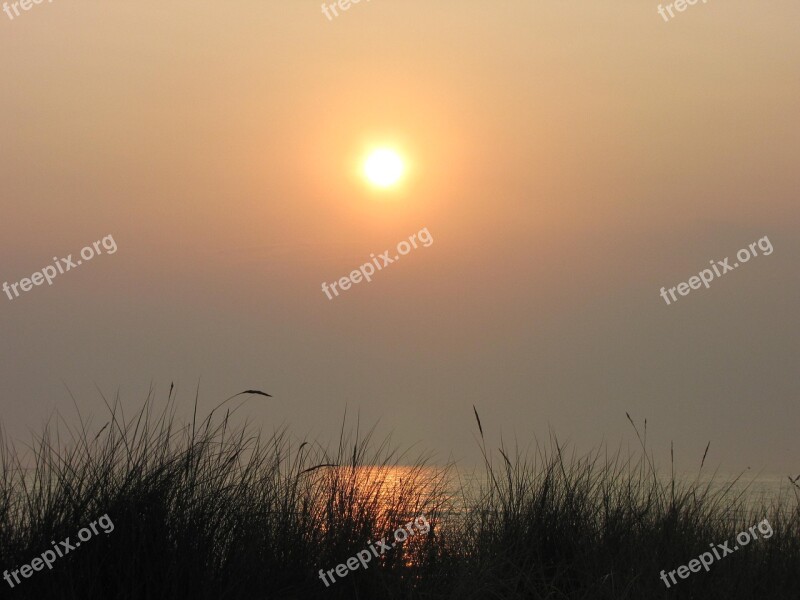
[{"left": 364, "top": 148, "right": 404, "bottom": 188}]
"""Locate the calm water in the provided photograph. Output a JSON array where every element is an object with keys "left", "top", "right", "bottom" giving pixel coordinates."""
[{"left": 330, "top": 466, "right": 797, "bottom": 525}]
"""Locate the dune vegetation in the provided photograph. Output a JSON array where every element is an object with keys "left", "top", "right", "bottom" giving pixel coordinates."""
[{"left": 0, "top": 391, "right": 798, "bottom": 599}]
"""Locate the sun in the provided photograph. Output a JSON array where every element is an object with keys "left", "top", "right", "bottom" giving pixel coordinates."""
[{"left": 364, "top": 148, "right": 404, "bottom": 188}]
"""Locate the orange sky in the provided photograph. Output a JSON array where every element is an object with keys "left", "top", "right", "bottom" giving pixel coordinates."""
[{"left": 1, "top": 0, "right": 799, "bottom": 472}]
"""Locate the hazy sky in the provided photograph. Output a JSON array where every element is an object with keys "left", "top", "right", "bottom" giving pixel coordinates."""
[{"left": 1, "top": 1, "right": 798, "bottom": 473}]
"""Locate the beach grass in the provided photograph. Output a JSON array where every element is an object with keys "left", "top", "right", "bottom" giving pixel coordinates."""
[{"left": 0, "top": 392, "right": 797, "bottom": 599}]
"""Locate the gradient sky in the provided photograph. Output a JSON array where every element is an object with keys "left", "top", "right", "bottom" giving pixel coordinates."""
[{"left": 1, "top": 1, "right": 798, "bottom": 473}]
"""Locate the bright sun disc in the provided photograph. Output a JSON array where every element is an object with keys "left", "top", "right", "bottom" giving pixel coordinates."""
[{"left": 364, "top": 149, "right": 404, "bottom": 188}]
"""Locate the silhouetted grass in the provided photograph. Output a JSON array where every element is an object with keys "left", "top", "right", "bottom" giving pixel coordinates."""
[{"left": 0, "top": 392, "right": 797, "bottom": 599}]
